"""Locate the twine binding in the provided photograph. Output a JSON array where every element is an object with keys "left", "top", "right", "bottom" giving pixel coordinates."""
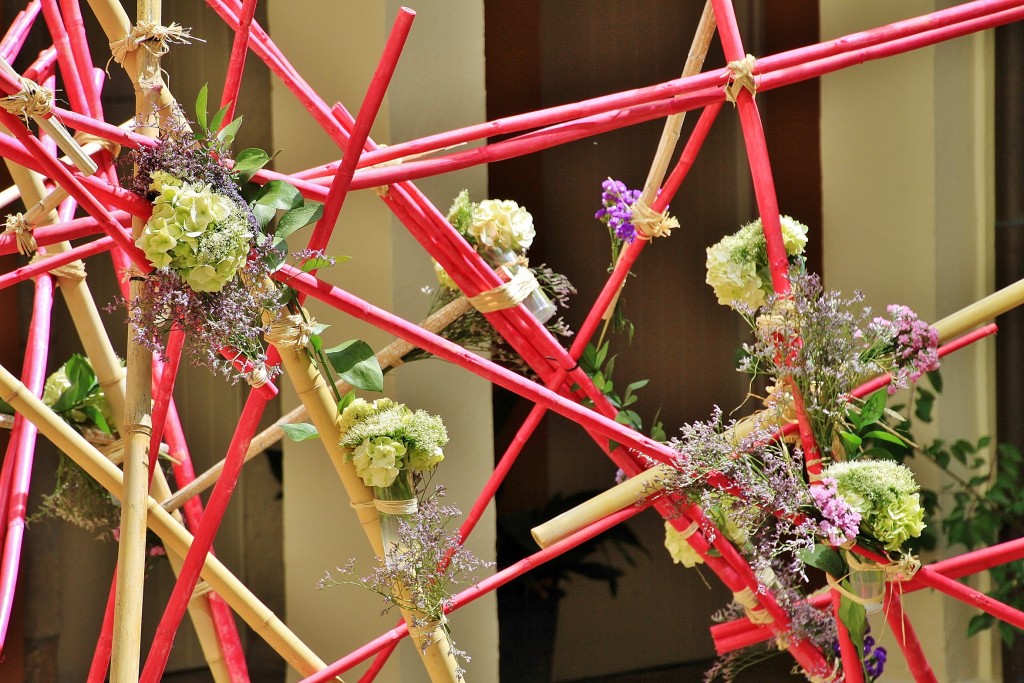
[
  {"left": 0, "top": 77, "right": 53, "bottom": 121},
  {"left": 631, "top": 199, "right": 678, "bottom": 240},
  {"left": 4, "top": 213, "right": 36, "bottom": 256},
  {"left": 30, "top": 252, "right": 87, "bottom": 280},
  {"left": 468, "top": 266, "right": 539, "bottom": 313},
  {"left": 373, "top": 498, "right": 418, "bottom": 515},
  {"left": 109, "top": 21, "right": 196, "bottom": 67},
  {"left": 265, "top": 311, "right": 315, "bottom": 350},
  {"left": 73, "top": 130, "right": 122, "bottom": 160},
  {"left": 245, "top": 363, "right": 269, "bottom": 389},
  {"left": 732, "top": 586, "right": 774, "bottom": 625},
  {"left": 725, "top": 54, "right": 758, "bottom": 104}
]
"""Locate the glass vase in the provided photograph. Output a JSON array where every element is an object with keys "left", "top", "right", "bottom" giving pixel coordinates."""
[
  {"left": 848, "top": 563, "right": 886, "bottom": 614},
  {"left": 373, "top": 469, "right": 417, "bottom": 565},
  {"left": 485, "top": 248, "right": 557, "bottom": 324}
]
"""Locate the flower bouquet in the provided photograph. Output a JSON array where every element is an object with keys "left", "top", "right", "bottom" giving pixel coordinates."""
[
  {"left": 338, "top": 397, "right": 447, "bottom": 561},
  {"left": 439, "top": 189, "right": 556, "bottom": 323}
]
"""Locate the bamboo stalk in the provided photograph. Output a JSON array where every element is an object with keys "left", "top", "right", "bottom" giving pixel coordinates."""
[
  {"left": 162, "top": 295, "right": 472, "bottom": 513},
  {"left": 0, "top": 363, "right": 333, "bottom": 677}
]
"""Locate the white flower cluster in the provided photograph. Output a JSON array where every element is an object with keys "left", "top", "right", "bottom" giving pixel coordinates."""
[
  {"left": 339, "top": 398, "right": 447, "bottom": 489},
  {"left": 137, "top": 171, "right": 253, "bottom": 293},
  {"left": 705, "top": 215, "right": 808, "bottom": 311},
  {"left": 823, "top": 460, "right": 926, "bottom": 551},
  {"left": 467, "top": 198, "right": 535, "bottom": 253}
]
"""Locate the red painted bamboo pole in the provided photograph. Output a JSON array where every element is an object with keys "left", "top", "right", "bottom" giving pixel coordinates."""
[
  {"left": 57, "top": 0, "right": 102, "bottom": 118},
  {"left": 219, "top": 0, "right": 258, "bottom": 122},
  {"left": 148, "top": 329, "right": 185, "bottom": 482},
  {"left": 0, "top": 273, "right": 53, "bottom": 648},
  {"left": 39, "top": 0, "right": 90, "bottom": 114},
  {"left": 87, "top": 573, "right": 118, "bottom": 683},
  {"left": 0, "top": 1, "right": 40, "bottom": 62},
  {"left": 140, "top": 388, "right": 271, "bottom": 682},
  {"left": 0, "top": 215, "right": 121, "bottom": 255},
  {"left": 23, "top": 46, "right": 57, "bottom": 83},
  {"left": 0, "top": 236, "right": 114, "bottom": 289},
  {"left": 832, "top": 587, "right": 865, "bottom": 683},
  {"left": 305, "top": 8, "right": 415, "bottom": 256},
  {"left": 883, "top": 587, "right": 937, "bottom": 683}
]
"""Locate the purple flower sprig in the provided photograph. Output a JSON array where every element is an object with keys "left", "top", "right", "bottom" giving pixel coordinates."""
[
  {"left": 867, "top": 304, "right": 940, "bottom": 394},
  {"left": 864, "top": 634, "right": 888, "bottom": 680},
  {"left": 595, "top": 178, "right": 642, "bottom": 243}
]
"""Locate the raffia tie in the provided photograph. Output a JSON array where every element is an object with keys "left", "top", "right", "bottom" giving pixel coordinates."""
[
  {"left": 245, "top": 363, "right": 269, "bottom": 389},
  {"left": 468, "top": 266, "right": 539, "bottom": 313},
  {"left": 733, "top": 586, "right": 774, "bottom": 625},
  {"left": 631, "top": 199, "right": 678, "bottom": 240},
  {"left": 0, "top": 77, "right": 53, "bottom": 121},
  {"left": 29, "top": 252, "right": 87, "bottom": 280},
  {"left": 409, "top": 615, "right": 447, "bottom": 649},
  {"left": 109, "top": 21, "right": 195, "bottom": 66},
  {"left": 846, "top": 551, "right": 920, "bottom": 584},
  {"left": 4, "top": 213, "right": 36, "bottom": 256},
  {"left": 755, "top": 297, "right": 796, "bottom": 336},
  {"left": 265, "top": 312, "right": 315, "bottom": 350},
  {"left": 74, "top": 130, "right": 122, "bottom": 160},
  {"left": 373, "top": 498, "right": 418, "bottom": 515},
  {"left": 724, "top": 54, "right": 758, "bottom": 104}
]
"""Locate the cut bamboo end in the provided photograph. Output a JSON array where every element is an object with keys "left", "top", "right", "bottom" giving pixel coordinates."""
[
  {"left": 531, "top": 465, "right": 671, "bottom": 549},
  {"left": 932, "top": 276, "right": 1024, "bottom": 343}
]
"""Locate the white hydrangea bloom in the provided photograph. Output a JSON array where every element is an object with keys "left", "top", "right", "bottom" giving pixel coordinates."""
[{"left": 467, "top": 199, "right": 535, "bottom": 252}]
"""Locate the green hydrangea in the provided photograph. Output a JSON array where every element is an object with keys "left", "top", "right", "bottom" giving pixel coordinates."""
[
  {"left": 705, "top": 215, "right": 808, "bottom": 311},
  {"left": 823, "top": 460, "right": 926, "bottom": 551},
  {"left": 137, "top": 171, "right": 252, "bottom": 293},
  {"left": 339, "top": 399, "right": 448, "bottom": 480},
  {"left": 351, "top": 436, "right": 406, "bottom": 488}
]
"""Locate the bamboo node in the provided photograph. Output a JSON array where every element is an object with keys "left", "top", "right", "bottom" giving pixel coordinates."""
[
  {"left": 0, "top": 77, "right": 53, "bottom": 121},
  {"left": 468, "top": 266, "right": 539, "bottom": 313},
  {"left": 724, "top": 54, "right": 758, "bottom": 104},
  {"left": 73, "top": 130, "right": 122, "bottom": 160},
  {"left": 108, "top": 21, "right": 198, "bottom": 67},
  {"left": 631, "top": 199, "right": 678, "bottom": 240},
  {"left": 265, "top": 311, "right": 315, "bottom": 350},
  {"left": 30, "top": 252, "right": 87, "bottom": 280},
  {"left": 4, "top": 213, "right": 36, "bottom": 256}
]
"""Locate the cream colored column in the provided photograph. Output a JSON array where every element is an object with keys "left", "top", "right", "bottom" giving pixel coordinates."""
[{"left": 821, "top": 2, "right": 996, "bottom": 681}]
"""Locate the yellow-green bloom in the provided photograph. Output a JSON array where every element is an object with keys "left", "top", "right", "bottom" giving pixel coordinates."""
[{"left": 351, "top": 436, "right": 406, "bottom": 488}]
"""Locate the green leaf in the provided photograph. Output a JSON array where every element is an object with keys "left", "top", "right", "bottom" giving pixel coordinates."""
[
  {"left": 80, "top": 404, "right": 112, "bottom": 435},
  {"left": 301, "top": 256, "right": 333, "bottom": 273},
  {"left": 800, "top": 545, "right": 847, "bottom": 578},
  {"left": 0, "top": 398, "right": 13, "bottom": 415},
  {"left": 967, "top": 612, "right": 994, "bottom": 637},
  {"left": 254, "top": 180, "right": 303, "bottom": 211},
  {"left": 839, "top": 431, "right": 862, "bottom": 453},
  {"left": 625, "top": 379, "right": 649, "bottom": 393},
  {"left": 325, "top": 340, "right": 383, "bottom": 393},
  {"left": 279, "top": 423, "right": 320, "bottom": 442},
  {"left": 253, "top": 203, "right": 277, "bottom": 230},
  {"left": 234, "top": 148, "right": 272, "bottom": 183},
  {"left": 309, "top": 333, "right": 323, "bottom": 355},
  {"left": 838, "top": 592, "right": 867, "bottom": 672},
  {"left": 915, "top": 388, "right": 935, "bottom": 423},
  {"left": 209, "top": 103, "right": 231, "bottom": 135},
  {"left": 927, "top": 369, "right": 943, "bottom": 393},
  {"left": 52, "top": 357, "right": 97, "bottom": 413},
  {"left": 337, "top": 390, "right": 356, "bottom": 413},
  {"left": 276, "top": 203, "right": 324, "bottom": 242},
  {"left": 217, "top": 115, "right": 243, "bottom": 144},
  {"left": 195, "top": 84, "right": 209, "bottom": 131},
  {"left": 859, "top": 390, "right": 886, "bottom": 427},
  {"left": 862, "top": 430, "right": 906, "bottom": 446}
]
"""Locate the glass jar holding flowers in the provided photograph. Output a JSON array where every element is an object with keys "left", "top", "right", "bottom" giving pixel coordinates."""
[{"left": 337, "top": 398, "right": 448, "bottom": 561}]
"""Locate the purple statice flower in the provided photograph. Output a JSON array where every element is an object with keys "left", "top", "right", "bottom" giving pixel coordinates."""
[
  {"left": 863, "top": 632, "right": 888, "bottom": 680},
  {"left": 595, "top": 178, "right": 642, "bottom": 243},
  {"left": 809, "top": 477, "right": 861, "bottom": 546},
  {"left": 868, "top": 304, "right": 940, "bottom": 394}
]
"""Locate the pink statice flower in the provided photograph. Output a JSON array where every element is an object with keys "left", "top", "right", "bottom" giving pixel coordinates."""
[
  {"left": 810, "top": 477, "right": 861, "bottom": 546},
  {"left": 868, "top": 304, "right": 940, "bottom": 394}
]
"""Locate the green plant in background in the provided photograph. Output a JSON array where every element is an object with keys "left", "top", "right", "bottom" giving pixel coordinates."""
[
  {"left": 576, "top": 341, "right": 666, "bottom": 445},
  {"left": 846, "top": 371, "right": 1024, "bottom": 645}
]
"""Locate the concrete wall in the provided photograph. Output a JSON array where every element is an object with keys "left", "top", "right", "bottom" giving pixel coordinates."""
[
  {"left": 268, "top": 2, "right": 497, "bottom": 681},
  {"left": 821, "top": 2, "right": 997, "bottom": 681}
]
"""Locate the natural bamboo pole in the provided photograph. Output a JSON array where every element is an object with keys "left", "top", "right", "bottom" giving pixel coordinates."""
[
  {"left": 162, "top": 295, "right": 472, "bottom": 513},
  {"left": 0, "top": 363, "right": 333, "bottom": 677}
]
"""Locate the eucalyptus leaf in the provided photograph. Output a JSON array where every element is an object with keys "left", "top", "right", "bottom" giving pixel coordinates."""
[
  {"left": 279, "top": 423, "right": 320, "bottom": 442},
  {"left": 254, "top": 180, "right": 303, "bottom": 211},
  {"left": 325, "top": 340, "right": 383, "bottom": 392}
]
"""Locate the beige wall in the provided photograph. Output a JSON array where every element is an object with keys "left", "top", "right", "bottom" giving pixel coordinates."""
[
  {"left": 821, "top": 2, "right": 997, "bottom": 681},
  {"left": 268, "top": 2, "right": 497, "bottom": 682}
]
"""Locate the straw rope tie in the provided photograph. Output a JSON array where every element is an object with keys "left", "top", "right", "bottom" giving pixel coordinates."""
[
  {"left": 109, "top": 21, "right": 196, "bottom": 67},
  {"left": 409, "top": 615, "right": 447, "bottom": 642},
  {"left": 725, "top": 54, "right": 758, "bottom": 104},
  {"left": 30, "top": 252, "right": 87, "bottom": 280},
  {"left": 679, "top": 520, "right": 700, "bottom": 539},
  {"left": 265, "top": 312, "right": 315, "bottom": 350},
  {"left": 4, "top": 213, "right": 36, "bottom": 256},
  {"left": 733, "top": 587, "right": 774, "bottom": 625},
  {"left": 631, "top": 199, "right": 678, "bottom": 240},
  {"left": 245, "top": 364, "right": 269, "bottom": 389},
  {"left": 0, "top": 77, "right": 53, "bottom": 121},
  {"left": 373, "top": 498, "right": 418, "bottom": 515},
  {"left": 73, "top": 130, "right": 122, "bottom": 160},
  {"left": 469, "top": 266, "right": 540, "bottom": 313}
]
